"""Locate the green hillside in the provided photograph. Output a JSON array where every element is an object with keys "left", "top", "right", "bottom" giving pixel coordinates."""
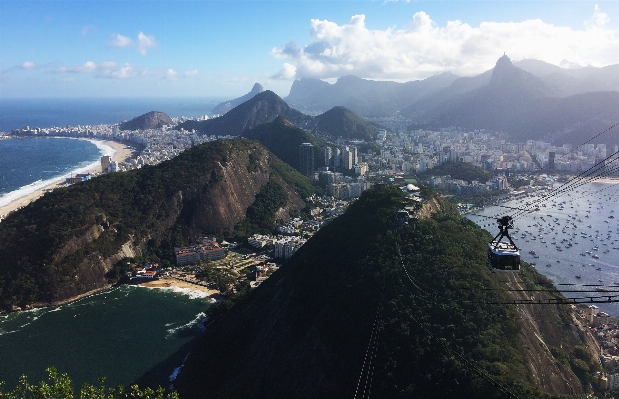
[
  {"left": 244, "top": 116, "right": 330, "bottom": 171},
  {"left": 176, "top": 187, "right": 591, "bottom": 398},
  {"left": 0, "top": 139, "right": 312, "bottom": 309},
  {"left": 315, "top": 106, "right": 379, "bottom": 141}
]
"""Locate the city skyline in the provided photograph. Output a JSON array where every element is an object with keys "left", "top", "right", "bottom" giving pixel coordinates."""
[{"left": 3, "top": 1, "right": 619, "bottom": 99}]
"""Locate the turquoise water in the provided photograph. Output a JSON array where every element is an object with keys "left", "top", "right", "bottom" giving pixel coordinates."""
[{"left": 0, "top": 285, "right": 211, "bottom": 389}]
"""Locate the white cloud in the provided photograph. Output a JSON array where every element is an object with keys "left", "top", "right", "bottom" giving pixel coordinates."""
[
  {"left": 109, "top": 34, "right": 133, "bottom": 48},
  {"left": 54, "top": 61, "right": 98, "bottom": 73},
  {"left": 164, "top": 69, "right": 178, "bottom": 81},
  {"left": 271, "top": 6, "right": 619, "bottom": 81},
  {"left": 98, "top": 64, "right": 147, "bottom": 79},
  {"left": 53, "top": 61, "right": 147, "bottom": 80},
  {"left": 137, "top": 32, "right": 157, "bottom": 55},
  {"left": 272, "top": 63, "right": 297, "bottom": 80},
  {"left": 183, "top": 69, "right": 199, "bottom": 77},
  {"left": 19, "top": 61, "right": 37, "bottom": 70}
]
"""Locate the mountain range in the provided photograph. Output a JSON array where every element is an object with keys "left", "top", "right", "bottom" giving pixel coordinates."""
[
  {"left": 177, "top": 90, "right": 380, "bottom": 142},
  {"left": 277, "top": 55, "right": 619, "bottom": 147}
]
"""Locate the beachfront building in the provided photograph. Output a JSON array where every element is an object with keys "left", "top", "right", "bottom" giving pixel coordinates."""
[
  {"left": 174, "top": 237, "right": 226, "bottom": 266},
  {"left": 101, "top": 155, "right": 111, "bottom": 172}
]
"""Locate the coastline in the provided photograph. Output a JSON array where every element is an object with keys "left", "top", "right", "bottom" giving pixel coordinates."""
[
  {"left": 0, "top": 139, "right": 133, "bottom": 221},
  {"left": 138, "top": 277, "right": 223, "bottom": 301},
  {"left": 13, "top": 277, "right": 220, "bottom": 312}
]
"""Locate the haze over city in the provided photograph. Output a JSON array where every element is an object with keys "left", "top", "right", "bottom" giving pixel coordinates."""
[{"left": 3, "top": 0, "right": 619, "bottom": 99}]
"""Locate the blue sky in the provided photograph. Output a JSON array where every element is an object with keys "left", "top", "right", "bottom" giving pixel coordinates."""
[{"left": 3, "top": 0, "right": 619, "bottom": 99}]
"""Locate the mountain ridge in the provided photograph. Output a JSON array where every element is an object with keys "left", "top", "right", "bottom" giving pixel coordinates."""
[
  {"left": 0, "top": 139, "right": 311, "bottom": 308},
  {"left": 212, "top": 83, "right": 264, "bottom": 115},
  {"left": 175, "top": 187, "right": 596, "bottom": 398}
]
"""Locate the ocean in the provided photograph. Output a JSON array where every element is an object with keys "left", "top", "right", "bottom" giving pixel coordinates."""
[
  {"left": 466, "top": 181, "right": 619, "bottom": 316},
  {"left": 0, "top": 285, "right": 211, "bottom": 389},
  {"left": 0, "top": 137, "right": 114, "bottom": 208},
  {"left": 0, "top": 98, "right": 226, "bottom": 389},
  {"left": 0, "top": 97, "right": 226, "bottom": 132}
]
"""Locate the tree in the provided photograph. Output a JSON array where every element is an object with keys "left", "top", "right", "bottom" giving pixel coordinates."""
[{"left": 0, "top": 367, "right": 179, "bottom": 399}]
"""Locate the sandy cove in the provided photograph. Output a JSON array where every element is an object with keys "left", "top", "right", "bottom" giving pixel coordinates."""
[
  {"left": 139, "top": 277, "right": 222, "bottom": 296},
  {"left": 0, "top": 140, "right": 133, "bottom": 220}
]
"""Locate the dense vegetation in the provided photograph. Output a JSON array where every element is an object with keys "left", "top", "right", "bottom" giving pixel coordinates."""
[
  {"left": 231, "top": 180, "right": 286, "bottom": 238},
  {"left": 244, "top": 116, "right": 330, "bottom": 172},
  {"left": 0, "top": 367, "right": 178, "bottom": 399},
  {"left": 417, "top": 160, "right": 492, "bottom": 183},
  {"left": 176, "top": 186, "right": 585, "bottom": 398},
  {"left": 314, "top": 106, "right": 379, "bottom": 141},
  {"left": 0, "top": 139, "right": 312, "bottom": 308},
  {"left": 175, "top": 91, "right": 309, "bottom": 136}
]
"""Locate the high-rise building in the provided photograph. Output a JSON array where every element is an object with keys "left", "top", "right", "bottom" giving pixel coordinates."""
[
  {"left": 101, "top": 155, "right": 111, "bottom": 173},
  {"left": 341, "top": 147, "right": 353, "bottom": 170},
  {"left": 548, "top": 151, "right": 555, "bottom": 170},
  {"left": 333, "top": 148, "right": 341, "bottom": 168},
  {"left": 324, "top": 147, "right": 332, "bottom": 167},
  {"left": 299, "top": 143, "right": 314, "bottom": 177}
]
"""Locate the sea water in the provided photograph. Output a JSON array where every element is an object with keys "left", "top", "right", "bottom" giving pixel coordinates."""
[
  {"left": 0, "top": 137, "right": 112, "bottom": 208},
  {"left": 466, "top": 181, "right": 619, "bottom": 316},
  {"left": 0, "top": 97, "right": 225, "bottom": 132},
  {"left": 0, "top": 285, "right": 211, "bottom": 389}
]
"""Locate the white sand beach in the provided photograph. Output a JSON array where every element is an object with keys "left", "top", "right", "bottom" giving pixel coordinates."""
[{"left": 0, "top": 139, "right": 133, "bottom": 221}]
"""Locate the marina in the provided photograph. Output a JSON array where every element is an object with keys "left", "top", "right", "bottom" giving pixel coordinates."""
[{"left": 466, "top": 181, "right": 619, "bottom": 316}]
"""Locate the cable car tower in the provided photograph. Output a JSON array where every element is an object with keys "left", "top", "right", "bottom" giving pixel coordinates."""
[{"left": 488, "top": 216, "right": 520, "bottom": 271}]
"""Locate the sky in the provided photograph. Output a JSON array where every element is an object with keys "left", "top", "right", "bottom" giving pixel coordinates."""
[{"left": 3, "top": 0, "right": 619, "bottom": 99}]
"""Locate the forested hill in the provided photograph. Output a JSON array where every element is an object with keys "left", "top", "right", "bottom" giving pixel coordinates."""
[
  {"left": 175, "top": 91, "right": 308, "bottom": 136},
  {"left": 0, "top": 139, "right": 313, "bottom": 309},
  {"left": 119, "top": 111, "right": 173, "bottom": 131},
  {"left": 176, "top": 186, "right": 594, "bottom": 398},
  {"left": 243, "top": 116, "right": 330, "bottom": 172}
]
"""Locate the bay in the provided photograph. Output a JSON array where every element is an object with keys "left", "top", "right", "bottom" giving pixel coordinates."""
[
  {"left": 466, "top": 181, "right": 619, "bottom": 316},
  {"left": 0, "top": 285, "right": 211, "bottom": 389}
]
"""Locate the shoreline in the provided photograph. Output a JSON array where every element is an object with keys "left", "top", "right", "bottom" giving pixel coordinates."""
[
  {"left": 9, "top": 277, "right": 220, "bottom": 312},
  {"left": 138, "top": 277, "right": 224, "bottom": 301},
  {"left": 0, "top": 138, "right": 133, "bottom": 221}
]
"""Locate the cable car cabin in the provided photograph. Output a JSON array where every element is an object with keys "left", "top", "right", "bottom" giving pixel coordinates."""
[{"left": 487, "top": 241, "right": 520, "bottom": 271}]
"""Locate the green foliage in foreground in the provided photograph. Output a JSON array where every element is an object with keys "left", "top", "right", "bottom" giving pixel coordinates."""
[{"left": 0, "top": 367, "right": 179, "bottom": 399}]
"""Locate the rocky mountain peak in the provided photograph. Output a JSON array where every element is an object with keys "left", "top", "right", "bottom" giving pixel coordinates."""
[
  {"left": 212, "top": 82, "right": 265, "bottom": 115},
  {"left": 489, "top": 53, "right": 519, "bottom": 86}
]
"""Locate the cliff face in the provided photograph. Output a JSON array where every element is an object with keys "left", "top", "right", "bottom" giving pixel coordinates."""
[
  {"left": 175, "top": 188, "right": 597, "bottom": 399},
  {"left": 0, "top": 139, "right": 307, "bottom": 308}
]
